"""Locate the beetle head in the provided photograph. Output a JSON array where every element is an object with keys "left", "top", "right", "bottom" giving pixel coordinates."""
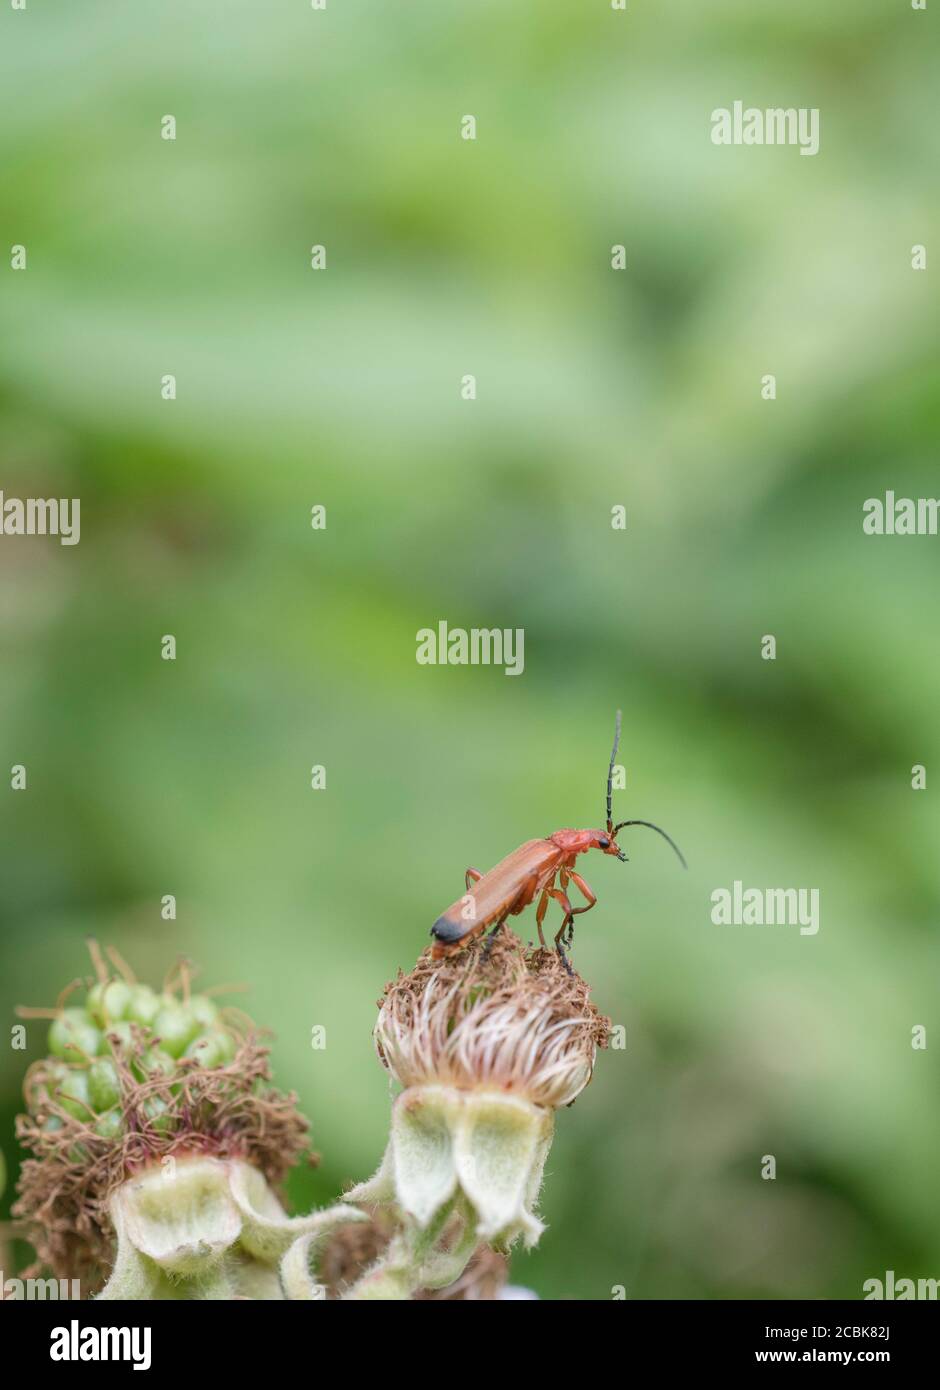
[{"left": 590, "top": 828, "right": 627, "bottom": 861}]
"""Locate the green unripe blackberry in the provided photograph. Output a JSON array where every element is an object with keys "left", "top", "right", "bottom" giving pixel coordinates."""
[
  {"left": 214, "top": 1028, "right": 236, "bottom": 1063},
  {"left": 99, "top": 1020, "right": 134, "bottom": 1053},
  {"left": 189, "top": 995, "right": 219, "bottom": 1029},
  {"left": 184, "top": 1033, "right": 228, "bottom": 1068},
  {"left": 87, "top": 980, "right": 133, "bottom": 1027},
  {"left": 126, "top": 985, "right": 161, "bottom": 1027},
  {"left": 152, "top": 1001, "right": 199, "bottom": 1058},
  {"left": 49, "top": 1008, "right": 101, "bottom": 1061},
  {"left": 53, "top": 1068, "right": 92, "bottom": 1122},
  {"left": 134, "top": 1047, "right": 176, "bottom": 1081},
  {"left": 88, "top": 1059, "right": 121, "bottom": 1112}
]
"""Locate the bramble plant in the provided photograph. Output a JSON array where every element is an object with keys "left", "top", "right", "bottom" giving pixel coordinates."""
[
  {"left": 12, "top": 935, "right": 610, "bottom": 1299},
  {"left": 13, "top": 941, "right": 362, "bottom": 1299}
]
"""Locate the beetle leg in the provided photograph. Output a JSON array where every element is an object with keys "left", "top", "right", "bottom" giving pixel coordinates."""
[
  {"left": 568, "top": 871, "right": 597, "bottom": 914},
  {"left": 564, "top": 872, "right": 597, "bottom": 946},
  {"left": 481, "top": 913, "right": 508, "bottom": 962},
  {"left": 465, "top": 867, "right": 483, "bottom": 891},
  {"left": 545, "top": 888, "right": 572, "bottom": 921},
  {"left": 545, "top": 876, "right": 596, "bottom": 969},
  {"left": 543, "top": 889, "right": 574, "bottom": 971},
  {"left": 558, "top": 868, "right": 573, "bottom": 939},
  {"left": 535, "top": 874, "right": 557, "bottom": 950}
]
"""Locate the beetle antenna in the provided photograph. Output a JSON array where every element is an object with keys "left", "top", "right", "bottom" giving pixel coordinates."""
[
  {"left": 606, "top": 709, "right": 622, "bottom": 834},
  {"left": 612, "top": 819, "right": 687, "bottom": 870}
]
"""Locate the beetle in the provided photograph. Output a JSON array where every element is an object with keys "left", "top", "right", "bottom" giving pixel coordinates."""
[{"left": 430, "top": 711, "right": 686, "bottom": 970}]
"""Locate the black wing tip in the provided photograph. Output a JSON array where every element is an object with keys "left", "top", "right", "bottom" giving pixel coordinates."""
[{"left": 430, "top": 914, "right": 468, "bottom": 944}]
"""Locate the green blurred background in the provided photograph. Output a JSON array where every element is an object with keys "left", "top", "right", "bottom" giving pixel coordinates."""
[{"left": 1, "top": 0, "right": 939, "bottom": 1299}]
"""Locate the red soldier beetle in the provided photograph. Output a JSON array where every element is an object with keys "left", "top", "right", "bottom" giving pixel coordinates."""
[{"left": 430, "top": 711, "right": 687, "bottom": 970}]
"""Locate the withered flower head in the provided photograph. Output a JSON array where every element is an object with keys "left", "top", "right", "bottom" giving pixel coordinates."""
[{"left": 375, "top": 931, "right": 609, "bottom": 1108}]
